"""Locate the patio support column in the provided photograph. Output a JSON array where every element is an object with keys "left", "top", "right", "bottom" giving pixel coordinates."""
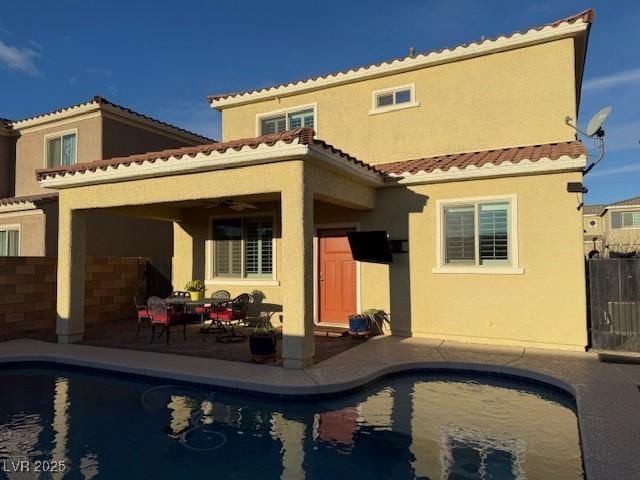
[
  {"left": 56, "top": 207, "right": 86, "bottom": 344},
  {"left": 281, "top": 165, "right": 315, "bottom": 369}
]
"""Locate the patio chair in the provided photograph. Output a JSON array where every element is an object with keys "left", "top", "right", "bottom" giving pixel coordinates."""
[
  {"left": 147, "top": 296, "right": 187, "bottom": 346},
  {"left": 134, "top": 294, "right": 151, "bottom": 336},
  {"left": 212, "top": 293, "right": 252, "bottom": 343},
  {"left": 195, "top": 290, "right": 231, "bottom": 326}
]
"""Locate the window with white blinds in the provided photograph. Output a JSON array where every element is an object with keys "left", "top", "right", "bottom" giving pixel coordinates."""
[
  {"left": 442, "top": 200, "right": 512, "bottom": 268},
  {"left": 213, "top": 217, "right": 274, "bottom": 278},
  {"left": 444, "top": 205, "right": 475, "bottom": 264},
  {"left": 0, "top": 228, "right": 20, "bottom": 256},
  {"left": 259, "top": 107, "right": 315, "bottom": 135},
  {"left": 46, "top": 132, "right": 76, "bottom": 167}
]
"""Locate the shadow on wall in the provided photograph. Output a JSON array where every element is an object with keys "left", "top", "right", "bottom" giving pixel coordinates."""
[{"left": 383, "top": 188, "right": 428, "bottom": 337}]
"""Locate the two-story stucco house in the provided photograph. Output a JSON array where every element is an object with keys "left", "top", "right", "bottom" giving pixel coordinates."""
[
  {"left": 584, "top": 195, "right": 640, "bottom": 257},
  {"left": 0, "top": 96, "right": 212, "bottom": 258},
  {"left": 35, "top": 10, "right": 593, "bottom": 368}
]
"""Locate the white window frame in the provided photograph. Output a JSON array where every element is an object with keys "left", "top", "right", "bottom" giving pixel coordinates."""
[
  {"left": 434, "top": 194, "right": 523, "bottom": 275},
  {"left": 612, "top": 209, "right": 640, "bottom": 230},
  {"left": 0, "top": 224, "right": 21, "bottom": 256},
  {"left": 43, "top": 128, "right": 78, "bottom": 168},
  {"left": 369, "top": 84, "right": 419, "bottom": 115},
  {"left": 255, "top": 103, "right": 318, "bottom": 136},
  {"left": 205, "top": 212, "right": 279, "bottom": 286}
]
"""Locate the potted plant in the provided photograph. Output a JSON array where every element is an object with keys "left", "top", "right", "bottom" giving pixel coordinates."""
[
  {"left": 249, "top": 318, "right": 278, "bottom": 357},
  {"left": 185, "top": 280, "right": 205, "bottom": 301},
  {"left": 348, "top": 309, "right": 390, "bottom": 338}
]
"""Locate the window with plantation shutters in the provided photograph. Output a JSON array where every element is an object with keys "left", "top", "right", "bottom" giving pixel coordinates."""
[
  {"left": 259, "top": 106, "right": 315, "bottom": 135},
  {"left": 244, "top": 219, "right": 273, "bottom": 277},
  {"left": 212, "top": 217, "right": 274, "bottom": 279},
  {"left": 441, "top": 198, "right": 515, "bottom": 270},
  {"left": 479, "top": 203, "right": 509, "bottom": 264},
  {"left": 0, "top": 228, "right": 20, "bottom": 256},
  {"left": 444, "top": 205, "right": 475, "bottom": 264},
  {"left": 214, "top": 219, "right": 242, "bottom": 276}
]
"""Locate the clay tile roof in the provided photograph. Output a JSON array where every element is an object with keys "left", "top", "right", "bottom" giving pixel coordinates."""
[
  {"left": 35, "top": 128, "right": 381, "bottom": 182},
  {"left": 583, "top": 204, "right": 605, "bottom": 215},
  {"left": 13, "top": 96, "right": 213, "bottom": 142},
  {"left": 610, "top": 195, "right": 640, "bottom": 207},
  {"left": 376, "top": 141, "right": 587, "bottom": 176},
  {"left": 0, "top": 193, "right": 59, "bottom": 207},
  {"left": 208, "top": 9, "right": 594, "bottom": 103}
]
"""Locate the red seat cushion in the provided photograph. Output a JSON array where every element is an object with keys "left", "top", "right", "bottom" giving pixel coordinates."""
[
  {"left": 137, "top": 307, "right": 150, "bottom": 320},
  {"left": 152, "top": 310, "right": 181, "bottom": 325}
]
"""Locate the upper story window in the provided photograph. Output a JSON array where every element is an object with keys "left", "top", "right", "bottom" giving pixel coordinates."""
[
  {"left": 0, "top": 227, "right": 19, "bottom": 256},
  {"left": 370, "top": 84, "right": 419, "bottom": 115},
  {"left": 611, "top": 210, "right": 640, "bottom": 229},
  {"left": 435, "top": 195, "right": 522, "bottom": 274},
  {"left": 258, "top": 106, "right": 315, "bottom": 135},
  {"left": 46, "top": 130, "right": 77, "bottom": 168}
]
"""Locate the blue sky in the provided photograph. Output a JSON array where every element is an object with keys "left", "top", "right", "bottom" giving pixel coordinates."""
[{"left": 0, "top": 0, "right": 637, "bottom": 204}]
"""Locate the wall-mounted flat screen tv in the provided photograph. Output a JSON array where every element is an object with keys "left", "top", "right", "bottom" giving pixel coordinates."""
[{"left": 347, "top": 231, "right": 393, "bottom": 264}]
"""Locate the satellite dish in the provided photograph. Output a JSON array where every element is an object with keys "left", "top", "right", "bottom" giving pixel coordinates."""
[{"left": 586, "top": 106, "right": 612, "bottom": 137}]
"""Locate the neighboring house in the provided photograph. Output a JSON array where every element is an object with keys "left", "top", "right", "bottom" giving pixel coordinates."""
[
  {"left": 0, "top": 96, "right": 212, "bottom": 258},
  {"left": 37, "top": 10, "right": 593, "bottom": 368},
  {"left": 584, "top": 196, "right": 640, "bottom": 257}
]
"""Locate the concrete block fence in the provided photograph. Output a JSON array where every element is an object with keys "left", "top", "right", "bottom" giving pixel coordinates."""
[{"left": 0, "top": 256, "right": 147, "bottom": 339}]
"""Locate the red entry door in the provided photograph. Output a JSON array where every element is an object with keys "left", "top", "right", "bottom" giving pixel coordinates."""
[{"left": 318, "top": 229, "right": 357, "bottom": 324}]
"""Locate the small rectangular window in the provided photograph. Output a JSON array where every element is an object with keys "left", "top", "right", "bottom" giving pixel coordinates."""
[
  {"left": 372, "top": 85, "right": 415, "bottom": 112},
  {"left": 0, "top": 228, "right": 19, "bottom": 256},
  {"left": 442, "top": 199, "right": 513, "bottom": 268},
  {"left": 46, "top": 132, "right": 76, "bottom": 167},
  {"left": 622, "top": 211, "right": 640, "bottom": 228},
  {"left": 259, "top": 108, "right": 315, "bottom": 135}
]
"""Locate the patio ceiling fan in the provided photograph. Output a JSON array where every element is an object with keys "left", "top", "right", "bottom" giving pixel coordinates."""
[{"left": 204, "top": 199, "right": 258, "bottom": 211}]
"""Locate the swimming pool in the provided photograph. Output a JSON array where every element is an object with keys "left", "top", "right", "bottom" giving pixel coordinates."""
[{"left": 0, "top": 366, "right": 583, "bottom": 479}]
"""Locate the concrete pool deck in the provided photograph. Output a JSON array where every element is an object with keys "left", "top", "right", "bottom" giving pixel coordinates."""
[{"left": 0, "top": 336, "right": 638, "bottom": 479}]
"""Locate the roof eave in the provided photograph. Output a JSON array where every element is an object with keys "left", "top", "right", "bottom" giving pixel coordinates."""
[
  {"left": 382, "top": 155, "right": 587, "bottom": 186},
  {"left": 209, "top": 18, "right": 590, "bottom": 110}
]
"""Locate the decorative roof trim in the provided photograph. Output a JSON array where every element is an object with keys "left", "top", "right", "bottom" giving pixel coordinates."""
[
  {"left": 209, "top": 9, "right": 593, "bottom": 108},
  {"left": 35, "top": 129, "right": 383, "bottom": 189},
  {"left": 11, "top": 96, "right": 213, "bottom": 143},
  {"left": 0, "top": 193, "right": 58, "bottom": 214},
  {"left": 383, "top": 155, "right": 587, "bottom": 186}
]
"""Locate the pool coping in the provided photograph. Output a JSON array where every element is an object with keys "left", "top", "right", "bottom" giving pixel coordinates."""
[{"left": 1, "top": 336, "right": 639, "bottom": 479}]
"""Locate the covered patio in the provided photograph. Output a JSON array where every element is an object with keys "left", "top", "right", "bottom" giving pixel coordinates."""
[{"left": 36, "top": 129, "right": 384, "bottom": 368}]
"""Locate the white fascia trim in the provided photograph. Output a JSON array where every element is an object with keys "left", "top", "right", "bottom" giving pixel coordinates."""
[
  {"left": 211, "top": 20, "right": 588, "bottom": 108},
  {"left": 0, "top": 202, "right": 38, "bottom": 214},
  {"left": 307, "top": 144, "right": 384, "bottom": 186},
  {"left": 39, "top": 141, "right": 310, "bottom": 189},
  {"left": 12, "top": 102, "right": 100, "bottom": 129},
  {"left": 384, "top": 155, "right": 587, "bottom": 186},
  {"left": 606, "top": 204, "right": 640, "bottom": 211}
]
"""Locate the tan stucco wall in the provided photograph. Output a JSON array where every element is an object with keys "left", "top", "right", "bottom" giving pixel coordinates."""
[
  {"left": 0, "top": 134, "right": 15, "bottom": 198},
  {"left": 316, "top": 171, "right": 587, "bottom": 349},
  {"left": 53, "top": 156, "right": 586, "bottom": 351},
  {"left": 101, "top": 116, "right": 203, "bottom": 159},
  {"left": 221, "top": 39, "right": 577, "bottom": 164},
  {"left": 0, "top": 211, "right": 46, "bottom": 256},
  {"left": 15, "top": 117, "right": 102, "bottom": 197}
]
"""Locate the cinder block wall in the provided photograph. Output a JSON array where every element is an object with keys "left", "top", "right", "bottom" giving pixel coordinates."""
[{"left": 0, "top": 256, "right": 147, "bottom": 339}]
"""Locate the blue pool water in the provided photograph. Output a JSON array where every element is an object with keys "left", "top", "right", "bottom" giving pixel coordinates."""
[{"left": 0, "top": 366, "right": 583, "bottom": 479}]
